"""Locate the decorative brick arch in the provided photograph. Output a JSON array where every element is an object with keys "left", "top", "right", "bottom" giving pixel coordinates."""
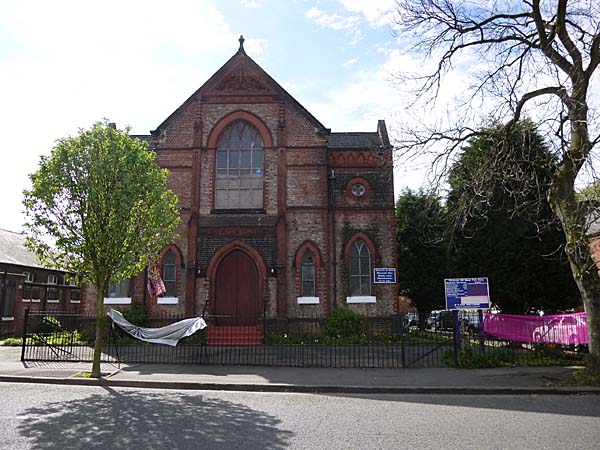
[
  {"left": 206, "top": 240, "right": 267, "bottom": 316},
  {"left": 344, "top": 232, "right": 376, "bottom": 264},
  {"left": 207, "top": 110, "right": 273, "bottom": 148},
  {"left": 293, "top": 241, "right": 322, "bottom": 298},
  {"left": 344, "top": 233, "right": 377, "bottom": 297},
  {"left": 152, "top": 244, "right": 185, "bottom": 299}
]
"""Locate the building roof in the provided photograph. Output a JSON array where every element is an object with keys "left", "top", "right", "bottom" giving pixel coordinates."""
[
  {"left": 0, "top": 228, "right": 45, "bottom": 269},
  {"left": 327, "top": 132, "right": 383, "bottom": 149},
  {"left": 327, "top": 120, "right": 392, "bottom": 150},
  {"left": 131, "top": 135, "right": 155, "bottom": 150}
]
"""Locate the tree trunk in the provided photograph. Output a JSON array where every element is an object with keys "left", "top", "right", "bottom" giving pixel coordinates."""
[
  {"left": 91, "top": 279, "right": 106, "bottom": 378},
  {"left": 548, "top": 166, "right": 600, "bottom": 374}
]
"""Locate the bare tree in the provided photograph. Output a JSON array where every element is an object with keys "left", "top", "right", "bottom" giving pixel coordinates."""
[{"left": 394, "top": 0, "right": 600, "bottom": 372}]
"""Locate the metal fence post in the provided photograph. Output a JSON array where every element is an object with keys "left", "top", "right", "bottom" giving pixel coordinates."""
[
  {"left": 478, "top": 309, "right": 485, "bottom": 354},
  {"left": 452, "top": 310, "right": 460, "bottom": 366},
  {"left": 20, "top": 307, "right": 29, "bottom": 362}
]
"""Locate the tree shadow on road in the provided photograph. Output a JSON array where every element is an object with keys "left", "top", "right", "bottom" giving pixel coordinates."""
[
  {"left": 326, "top": 392, "right": 600, "bottom": 418},
  {"left": 17, "top": 387, "right": 294, "bottom": 449}
]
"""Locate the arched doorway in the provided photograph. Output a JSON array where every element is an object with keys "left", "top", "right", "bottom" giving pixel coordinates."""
[{"left": 214, "top": 250, "right": 261, "bottom": 325}]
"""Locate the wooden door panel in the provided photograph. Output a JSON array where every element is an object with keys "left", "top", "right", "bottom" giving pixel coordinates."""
[{"left": 214, "top": 250, "right": 260, "bottom": 325}]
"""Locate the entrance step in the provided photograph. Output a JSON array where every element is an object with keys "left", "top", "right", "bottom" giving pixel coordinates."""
[{"left": 206, "top": 324, "right": 263, "bottom": 346}]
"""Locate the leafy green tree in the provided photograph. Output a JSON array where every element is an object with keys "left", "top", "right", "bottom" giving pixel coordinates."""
[
  {"left": 23, "top": 121, "right": 180, "bottom": 377},
  {"left": 396, "top": 189, "right": 447, "bottom": 319},
  {"left": 394, "top": 0, "right": 600, "bottom": 373},
  {"left": 447, "top": 121, "right": 581, "bottom": 313}
]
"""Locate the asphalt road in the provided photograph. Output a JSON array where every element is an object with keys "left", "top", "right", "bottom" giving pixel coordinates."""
[{"left": 0, "top": 382, "right": 598, "bottom": 450}]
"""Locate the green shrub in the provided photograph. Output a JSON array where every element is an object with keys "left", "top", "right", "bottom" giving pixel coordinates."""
[
  {"left": 119, "top": 302, "right": 148, "bottom": 327},
  {"left": 1, "top": 337, "right": 23, "bottom": 346},
  {"left": 323, "top": 308, "right": 366, "bottom": 338}
]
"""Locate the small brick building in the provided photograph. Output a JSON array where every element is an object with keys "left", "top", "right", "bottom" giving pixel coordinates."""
[
  {"left": 86, "top": 38, "right": 398, "bottom": 323},
  {"left": 0, "top": 229, "right": 82, "bottom": 336}
]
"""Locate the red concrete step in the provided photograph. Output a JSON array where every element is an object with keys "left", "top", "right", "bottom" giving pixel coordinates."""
[{"left": 206, "top": 325, "right": 263, "bottom": 346}]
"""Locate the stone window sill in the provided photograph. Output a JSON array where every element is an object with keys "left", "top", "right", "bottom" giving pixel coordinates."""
[
  {"left": 157, "top": 297, "right": 179, "bottom": 305},
  {"left": 297, "top": 297, "right": 319, "bottom": 305},
  {"left": 104, "top": 297, "right": 132, "bottom": 305},
  {"left": 346, "top": 296, "right": 376, "bottom": 304}
]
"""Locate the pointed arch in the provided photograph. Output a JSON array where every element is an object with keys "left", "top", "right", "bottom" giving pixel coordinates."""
[{"left": 207, "top": 110, "right": 273, "bottom": 148}]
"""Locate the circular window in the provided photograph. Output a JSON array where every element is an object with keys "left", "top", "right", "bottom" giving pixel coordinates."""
[{"left": 351, "top": 183, "right": 366, "bottom": 197}]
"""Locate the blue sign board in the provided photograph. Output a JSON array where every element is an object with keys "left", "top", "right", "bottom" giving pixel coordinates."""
[
  {"left": 374, "top": 268, "right": 396, "bottom": 283},
  {"left": 445, "top": 277, "right": 490, "bottom": 310}
]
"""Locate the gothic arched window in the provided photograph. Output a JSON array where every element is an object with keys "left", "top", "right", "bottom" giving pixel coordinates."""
[
  {"left": 215, "top": 120, "right": 264, "bottom": 209},
  {"left": 301, "top": 251, "right": 316, "bottom": 297},
  {"left": 349, "top": 239, "right": 371, "bottom": 296},
  {"left": 162, "top": 250, "right": 177, "bottom": 297}
]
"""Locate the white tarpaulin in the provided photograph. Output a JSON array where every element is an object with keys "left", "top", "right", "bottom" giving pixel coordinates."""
[{"left": 107, "top": 309, "right": 207, "bottom": 346}]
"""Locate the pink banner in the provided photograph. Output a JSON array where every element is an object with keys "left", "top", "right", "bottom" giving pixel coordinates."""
[{"left": 482, "top": 312, "right": 588, "bottom": 345}]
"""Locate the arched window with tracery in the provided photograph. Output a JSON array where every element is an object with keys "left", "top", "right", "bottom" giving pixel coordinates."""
[
  {"left": 215, "top": 120, "right": 264, "bottom": 209},
  {"left": 349, "top": 239, "right": 371, "bottom": 296},
  {"left": 301, "top": 251, "right": 316, "bottom": 297},
  {"left": 162, "top": 250, "right": 177, "bottom": 297}
]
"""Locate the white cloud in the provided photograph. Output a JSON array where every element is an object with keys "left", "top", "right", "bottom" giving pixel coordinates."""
[
  {"left": 343, "top": 57, "right": 359, "bottom": 67},
  {"left": 337, "top": 0, "right": 397, "bottom": 27},
  {"left": 0, "top": 0, "right": 267, "bottom": 232},
  {"left": 306, "top": 6, "right": 362, "bottom": 44},
  {"left": 241, "top": 0, "right": 264, "bottom": 7}
]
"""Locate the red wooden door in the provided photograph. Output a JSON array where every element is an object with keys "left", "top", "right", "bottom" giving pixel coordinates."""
[{"left": 214, "top": 250, "right": 260, "bottom": 325}]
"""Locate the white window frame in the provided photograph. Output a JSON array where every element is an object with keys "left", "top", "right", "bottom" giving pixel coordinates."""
[
  {"left": 104, "top": 279, "right": 131, "bottom": 304},
  {"left": 47, "top": 274, "right": 58, "bottom": 285},
  {"left": 23, "top": 272, "right": 34, "bottom": 283}
]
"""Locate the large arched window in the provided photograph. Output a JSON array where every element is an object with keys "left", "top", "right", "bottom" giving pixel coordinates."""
[
  {"left": 301, "top": 251, "right": 316, "bottom": 297},
  {"left": 349, "top": 239, "right": 371, "bottom": 296},
  {"left": 162, "top": 250, "right": 177, "bottom": 298},
  {"left": 215, "top": 120, "right": 264, "bottom": 209}
]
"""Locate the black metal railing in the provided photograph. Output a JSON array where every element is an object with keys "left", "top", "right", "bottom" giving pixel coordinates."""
[{"left": 20, "top": 308, "right": 588, "bottom": 368}]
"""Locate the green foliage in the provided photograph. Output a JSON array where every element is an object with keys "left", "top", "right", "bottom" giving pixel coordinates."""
[
  {"left": 119, "top": 303, "right": 148, "bottom": 327},
  {"left": 447, "top": 121, "right": 580, "bottom": 313},
  {"left": 1, "top": 337, "right": 23, "bottom": 346},
  {"left": 22, "top": 120, "right": 181, "bottom": 376},
  {"left": 577, "top": 181, "right": 600, "bottom": 203},
  {"left": 23, "top": 120, "right": 180, "bottom": 288},
  {"left": 395, "top": 189, "right": 447, "bottom": 312},
  {"left": 323, "top": 308, "right": 367, "bottom": 338},
  {"left": 444, "top": 346, "right": 586, "bottom": 368}
]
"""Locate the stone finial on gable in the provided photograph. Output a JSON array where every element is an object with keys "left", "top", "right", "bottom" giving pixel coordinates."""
[{"left": 238, "top": 35, "right": 245, "bottom": 54}]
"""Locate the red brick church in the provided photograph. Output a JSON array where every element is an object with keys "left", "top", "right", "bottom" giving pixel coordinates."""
[{"left": 88, "top": 37, "right": 398, "bottom": 323}]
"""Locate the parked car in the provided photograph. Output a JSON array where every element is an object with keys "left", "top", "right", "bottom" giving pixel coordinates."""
[{"left": 532, "top": 315, "right": 586, "bottom": 345}]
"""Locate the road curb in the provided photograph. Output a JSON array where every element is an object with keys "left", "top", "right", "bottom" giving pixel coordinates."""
[{"left": 1, "top": 375, "right": 599, "bottom": 395}]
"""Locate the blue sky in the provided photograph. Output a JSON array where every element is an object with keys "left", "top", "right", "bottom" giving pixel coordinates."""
[{"left": 1, "top": 0, "right": 428, "bottom": 232}]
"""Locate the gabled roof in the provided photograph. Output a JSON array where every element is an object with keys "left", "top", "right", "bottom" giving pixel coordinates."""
[
  {"left": 328, "top": 132, "right": 383, "bottom": 149},
  {"left": 0, "top": 229, "right": 45, "bottom": 269},
  {"left": 327, "top": 120, "right": 392, "bottom": 150},
  {"left": 152, "top": 38, "right": 328, "bottom": 136}
]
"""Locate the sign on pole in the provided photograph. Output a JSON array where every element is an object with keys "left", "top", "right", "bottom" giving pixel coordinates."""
[
  {"left": 445, "top": 277, "right": 490, "bottom": 310},
  {"left": 374, "top": 268, "right": 396, "bottom": 283}
]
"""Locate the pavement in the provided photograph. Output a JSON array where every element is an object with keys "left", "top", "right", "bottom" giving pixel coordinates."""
[{"left": 1, "top": 345, "right": 599, "bottom": 394}]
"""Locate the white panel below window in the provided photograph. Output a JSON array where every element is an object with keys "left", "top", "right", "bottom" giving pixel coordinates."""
[
  {"left": 70, "top": 300, "right": 81, "bottom": 304},
  {"left": 31, "top": 299, "right": 41, "bottom": 303},
  {"left": 1, "top": 317, "right": 14, "bottom": 321},
  {"left": 104, "top": 297, "right": 132, "bottom": 305},
  {"left": 297, "top": 297, "right": 319, "bottom": 305},
  {"left": 157, "top": 297, "right": 179, "bottom": 305},
  {"left": 46, "top": 300, "right": 59, "bottom": 303},
  {"left": 346, "top": 296, "right": 376, "bottom": 304}
]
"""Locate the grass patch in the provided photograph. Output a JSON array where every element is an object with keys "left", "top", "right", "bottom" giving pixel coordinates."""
[
  {"left": 72, "top": 371, "right": 110, "bottom": 378},
  {"left": 1, "top": 337, "right": 23, "bottom": 346},
  {"left": 444, "top": 346, "right": 586, "bottom": 369}
]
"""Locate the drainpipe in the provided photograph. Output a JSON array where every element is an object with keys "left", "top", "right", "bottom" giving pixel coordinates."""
[{"left": 329, "top": 168, "right": 337, "bottom": 310}]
